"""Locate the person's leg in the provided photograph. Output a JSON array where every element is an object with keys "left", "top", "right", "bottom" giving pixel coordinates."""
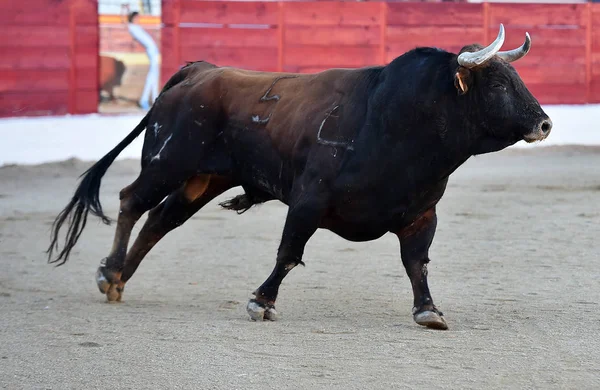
[
  {"left": 149, "top": 52, "right": 160, "bottom": 104},
  {"left": 139, "top": 52, "right": 155, "bottom": 110}
]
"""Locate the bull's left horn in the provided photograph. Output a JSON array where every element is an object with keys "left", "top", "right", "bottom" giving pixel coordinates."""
[
  {"left": 457, "top": 24, "right": 505, "bottom": 68},
  {"left": 497, "top": 32, "right": 531, "bottom": 63}
]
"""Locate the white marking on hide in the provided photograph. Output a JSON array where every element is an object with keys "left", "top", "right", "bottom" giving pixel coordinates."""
[
  {"left": 316, "top": 105, "right": 355, "bottom": 151},
  {"left": 152, "top": 122, "right": 162, "bottom": 137},
  {"left": 151, "top": 134, "right": 173, "bottom": 162},
  {"left": 251, "top": 114, "right": 271, "bottom": 124},
  {"left": 284, "top": 263, "right": 296, "bottom": 271},
  {"left": 246, "top": 300, "right": 265, "bottom": 321},
  {"left": 194, "top": 120, "right": 203, "bottom": 127},
  {"left": 96, "top": 269, "right": 108, "bottom": 285}
]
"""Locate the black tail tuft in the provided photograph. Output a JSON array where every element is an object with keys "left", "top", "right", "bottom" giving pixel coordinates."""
[
  {"left": 219, "top": 190, "right": 274, "bottom": 215},
  {"left": 46, "top": 113, "right": 150, "bottom": 266},
  {"left": 219, "top": 194, "right": 255, "bottom": 214}
]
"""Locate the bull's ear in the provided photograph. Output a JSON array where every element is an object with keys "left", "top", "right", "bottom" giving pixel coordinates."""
[{"left": 454, "top": 67, "right": 471, "bottom": 95}]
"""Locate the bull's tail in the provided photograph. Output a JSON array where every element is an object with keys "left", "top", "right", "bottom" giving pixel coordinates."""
[{"left": 46, "top": 112, "right": 151, "bottom": 266}]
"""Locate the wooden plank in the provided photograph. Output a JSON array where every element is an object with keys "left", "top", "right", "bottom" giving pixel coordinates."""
[
  {"left": 69, "top": 2, "right": 76, "bottom": 114},
  {"left": 75, "top": 69, "right": 97, "bottom": 90},
  {"left": 0, "top": 70, "right": 70, "bottom": 93},
  {"left": 380, "top": 3, "right": 387, "bottom": 64},
  {"left": 161, "top": 27, "right": 178, "bottom": 67},
  {"left": 592, "top": 3, "right": 600, "bottom": 26},
  {"left": 0, "top": 7, "right": 70, "bottom": 25},
  {"left": 179, "top": 1, "right": 279, "bottom": 25},
  {"left": 162, "top": 0, "right": 176, "bottom": 26},
  {"left": 0, "top": 0, "right": 70, "bottom": 11},
  {"left": 284, "top": 2, "right": 380, "bottom": 26},
  {"left": 71, "top": 0, "right": 98, "bottom": 25},
  {"left": 526, "top": 83, "right": 587, "bottom": 104},
  {"left": 75, "top": 46, "right": 102, "bottom": 68},
  {"left": 515, "top": 64, "right": 586, "bottom": 85},
  {"left": 587, "top": 3, "right": 592, "bottom": 102},
  {"left": 590, "top": 79, "right": 600, "bottom": 103},
  {"left": 284, "top": 46, "right": 379, "bottom": 68},
  {"left": 74, "top": 89, "right": 97, "bottom": 114},
  {"left": 75, "top": 25, "right": 99, "bottom": 49},
  {"left": 0, "top": 26, "right": 70, "bottom": 47},
  {"left": 278, "top": 2, "right": 284, "bottom": 72},
  {"left": 0, "top": 47, "right": 71, "bottom": 70},
  {"left": 488, "top": 4, "right": 587, "bottom": 28},
  {"left": 0, "top": 91, "right": 69, "bottom": 117},
  {"left": 179, "top": 47, "right": 278, "bottom": 71},
  {"left": 285, "top": 25, "right": 380, "bottom": 47},
  {"left": 591, "top": 13, "right": 600, "bottom": 52},
  {"left": 508, "top": 47, "right": 587, "bottom": 66},
  {"left": 486, "top": 27, "right": 586, "bottom": 49},
  {"left": 387, "top": 26, "right": 483, "bottom": 49},
  {"left": 591, "top": 53, "right": 600, "bottom": 77},
  {"left": 387, "top": 3, "right": 483, "bottom": 27},
  {"left": 180, "top": 27, "right": 278, "bottom": 48}
]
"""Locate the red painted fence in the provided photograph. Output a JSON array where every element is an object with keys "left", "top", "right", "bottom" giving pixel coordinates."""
[
  {"left": 0, "top": 0, "right": 98, "bottom": 117},
  {"left": 2, "top": 1, "right": 600, "bottom": 118},
  {"left": 162, "top": 1, "right": 600, "bottom": 105}
]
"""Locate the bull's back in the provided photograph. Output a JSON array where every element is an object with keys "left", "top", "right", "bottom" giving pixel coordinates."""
[
  {"left": 206, "top": 67, "right": 377, "bottom": 155},
  {"left": 172, "top": 64, "right": 380, "bottom": 201}
]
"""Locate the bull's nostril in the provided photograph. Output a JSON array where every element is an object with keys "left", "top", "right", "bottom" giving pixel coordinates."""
[{"left": 540, "top": 119, "right": 552, "bottom": 133}]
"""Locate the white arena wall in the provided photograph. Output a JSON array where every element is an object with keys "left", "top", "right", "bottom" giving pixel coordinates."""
[{"left": 1, "top": 104, "right": 599, "bottom": 166}]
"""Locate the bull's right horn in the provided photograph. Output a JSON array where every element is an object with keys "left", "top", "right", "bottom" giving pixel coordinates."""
[
  {"left": 457, "top": 24, "right": 505, "bottom": 69},
  {"left": 497, "top": 32, "right": 531, "bottom": 63}
]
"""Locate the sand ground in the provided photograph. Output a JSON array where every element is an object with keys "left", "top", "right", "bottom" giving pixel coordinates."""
[{"left": 1, "top": 146, "right": 599, "bottom": 389}]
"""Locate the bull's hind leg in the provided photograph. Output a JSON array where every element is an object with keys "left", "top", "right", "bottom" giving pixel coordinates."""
[
  {"left": 247, "top": 183, "right": 329, "bottom": 321},
  {"left": 95, "top": 167, "right": 191, "bottom": 302},
  {"left": 395, "top": 208, "right": 448, "bottom": 330},
  {"left": 116, "top": 175, "right": 233, "bottom": 291}
]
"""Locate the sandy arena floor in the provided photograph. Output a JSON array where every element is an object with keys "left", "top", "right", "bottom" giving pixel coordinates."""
[{"left": 1, "top": 146, "right": 599, "bottom": 389}]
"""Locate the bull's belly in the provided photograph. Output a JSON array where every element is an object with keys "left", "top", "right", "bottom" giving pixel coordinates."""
[{"left": 319, "top": 215, "right": 390, "bottom": 242}]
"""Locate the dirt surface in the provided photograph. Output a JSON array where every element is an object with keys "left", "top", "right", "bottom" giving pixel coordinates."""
[{"left": 1, "top": 146, "right": 599, "bottom": 389}]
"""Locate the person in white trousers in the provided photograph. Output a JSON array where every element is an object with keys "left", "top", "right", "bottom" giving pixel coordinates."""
[{"left": 122, "top": 5, "right": 160, "bottom": 110}]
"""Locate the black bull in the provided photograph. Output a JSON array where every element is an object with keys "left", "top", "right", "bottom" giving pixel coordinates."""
[{"left": 48, "top": 25, "right": 551, "bottom": 330}]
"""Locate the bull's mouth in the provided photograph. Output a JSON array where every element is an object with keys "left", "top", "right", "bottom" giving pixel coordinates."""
[{"left": 523, "top": 130, "right": 550, "bottom": 143}]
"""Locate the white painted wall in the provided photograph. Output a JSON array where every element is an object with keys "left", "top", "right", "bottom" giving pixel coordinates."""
[{"left": 0, "top": 105, "right": 599, "bottom": 166}]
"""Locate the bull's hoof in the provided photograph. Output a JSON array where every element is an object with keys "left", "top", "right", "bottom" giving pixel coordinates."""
[
  {"left": 414, "top": 310, "right": 448, "bottom": 330},
  {"left": 95, "top": 264, "right": 124, "bottom": 303},
  {"left": 246, "top": 299, "right": 279, "bottom": 321},
  {"left": 95, "top": 266, "right": 111, "bottom": 294},
  {"left": 106, "top": 284, "right": 124, "bottom": 302}
]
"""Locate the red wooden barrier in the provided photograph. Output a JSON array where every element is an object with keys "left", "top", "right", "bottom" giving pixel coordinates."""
[
  {"left": 161, "top": 1, "right": 600, "bottom": 105},
  {"left": 591, "top": 4, "right": 600, "bottom": 102},
  {"left": 0, "top": 0, "right": 98, "bottom": 117}
]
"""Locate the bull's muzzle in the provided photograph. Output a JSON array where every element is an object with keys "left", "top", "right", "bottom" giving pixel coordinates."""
[{"left": 523, "top": 117, "right": 552, "bottom": 143}]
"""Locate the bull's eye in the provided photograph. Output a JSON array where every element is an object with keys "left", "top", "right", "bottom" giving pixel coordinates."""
[{"left": 492, "top": 84, "right": 507, "bottom": 91}]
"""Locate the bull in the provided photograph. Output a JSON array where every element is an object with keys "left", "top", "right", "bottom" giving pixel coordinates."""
[{"left": 48, "top": 25, "right": 551, "bottom": 330}]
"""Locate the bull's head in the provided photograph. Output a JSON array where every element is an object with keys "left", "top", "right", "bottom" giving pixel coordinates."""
[{"left": 454, "top": 24, "right": 552, "bottom": 149}]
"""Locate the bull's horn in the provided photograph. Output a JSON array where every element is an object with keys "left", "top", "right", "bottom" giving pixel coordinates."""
[
  {"left": 457, "top": 24, "right": 505, "bottom": 68},
  {"left": 497, "top": 32, "right": 531, "bottom": 63}
]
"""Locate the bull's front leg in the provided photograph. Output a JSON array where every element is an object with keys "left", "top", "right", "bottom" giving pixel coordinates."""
[
  {"left": 247, "top": 183, "right": 328, "bottom": 321},
  {"left": 395, "top": 208, "right": 448, "bottom": 330}
]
